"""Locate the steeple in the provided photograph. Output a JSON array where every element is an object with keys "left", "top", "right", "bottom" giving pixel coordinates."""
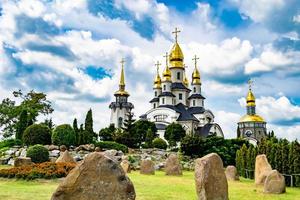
[
  {"left": 162, "top": 52, "right": 171, "bottom": 82},
  {"left": 246, "top": 79, "right": 255, "bottom": 107},
  {"left": 114, "top": 58, "right": 129, "bottom": 96},
  {"left": 153, "top": 61, "right": 162, "bottom": 89},
  {"left": 192, "top": 55, "right": 201, "bottom": 85},
  {"left": 169, "top": 27, "right": 184, "bottom": 68}
]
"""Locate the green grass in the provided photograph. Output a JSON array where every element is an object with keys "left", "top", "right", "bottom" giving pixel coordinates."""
[{"left": 0, "top": 168, "right": 299, "bottom": 200}]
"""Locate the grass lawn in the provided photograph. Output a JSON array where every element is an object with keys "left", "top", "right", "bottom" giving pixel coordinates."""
[{"left": 0, "top": 167, "right": 299, "bottom": 200}]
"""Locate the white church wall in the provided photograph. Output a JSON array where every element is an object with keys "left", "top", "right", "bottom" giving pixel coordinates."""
[{"left": 171, "top": 68, "right": 184, "bottom": 83}]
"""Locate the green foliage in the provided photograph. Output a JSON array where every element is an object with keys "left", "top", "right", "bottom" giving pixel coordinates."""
[
  {"left": 152, "top": 138, "right": 167, "bottom": 149},
  {"left": 94, "top": 141, "right": 128, "bottom": 153},
  {"left": 99, "top": 124, "right": 116, "bottom": 141},
  {"left": 133, "top": 120, "right": 157, "bottom": 147},
  {"left": 27, "top": 145, "right": 49, "bottom": 163},
  {"left": 84, "top": 109, "right": 95, "bottom": 143},
  {"left": 15, "top": 110, "right": 28, "bottom": 140},
  {"left": 164, "top": 123, "right": 185, "bottom": 148},
  {"left": 0, "top": 139, "right": 22, "bottom": 149},
  {"left": 42, "top": 118, "right": 54, "bottom": 130},
  {"left": 51, "top": 124, "right": 76, "bottom": 147},
  {"left": 181, "top": 134, "right": 248, "bottom": 166},
  {"left": 0, "top": 90, "right": 53, "bottom": 138},
  {"left": 73, "top": 118, "right": 79, "bottom": 145},
  {"left": 23, "top": 124, "right": 51, "bottom": 145}
]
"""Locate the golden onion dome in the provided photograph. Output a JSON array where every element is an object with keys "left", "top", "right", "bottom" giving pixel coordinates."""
[
  {"left": 246, "top": 89, "right": 255, "bottom": 106},
  {"left": 153, "top": 74, "right": 162, "bottom": 89},
  {"left": 192, "top": 68, "right": 201, "bottom": 85},
  {"left": 162, "top": 65, "right": 171, "bottom": 82},
  {"left": 239, "top": 114, "right": 265, "bottom": 123},
  {"left": 169, "top": 42, "right": 184, "bottom": 68},
  {"left": 183, "top": 74, "right": 189, "bottom": 87}
]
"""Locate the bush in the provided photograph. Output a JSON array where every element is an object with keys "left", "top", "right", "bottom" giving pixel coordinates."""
[
  {"left": 0, "top": 139, "right": 22, "bottom": 149},
  {"left": 52, "top": 124, "right": 76, "bottom": 147},
  {"left": 95, "top": 141, "right": 128, "bottom": 153},
  {"left": 152, "top": 138, "right": 167, "bottom": 149},
  {"left": 0, "top": 162, "right": 76, "bottom": 180},
  {"left": 23, "top": 124, "right": 51, "bottom": 145},
  {"left": 27, "top": 145, "right": 49, "bottom": 163}
]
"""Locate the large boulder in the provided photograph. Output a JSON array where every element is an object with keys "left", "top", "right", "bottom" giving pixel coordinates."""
[
  {"left": 140, "top": 159, "right": 155, "bottom": 175},
  {"left": 56, "top": 150, "right": 76, "bottom": 164},
  {"left": 120, "top": 160, "right": 131, "bottom": 173},
  {"left": 255, "top": 154, "right": 272, "bottom": 185},
  {"left": 264, "top": 170, "right": 286, "bottom": 194},
  {"left": 225, "top": 166, "right": 239, "bottom": 181},
  {"left": 14, "top": 157, "right": 33, "bottom": 167},
  {"left": 165, "top": 153, "right": 182, "bottom": 176},
  {"left": 195, "top": 153, "right": 228, "bottom": 200},
  {"left": 51, "top": 152, "right": 135, "bottom": 200}
]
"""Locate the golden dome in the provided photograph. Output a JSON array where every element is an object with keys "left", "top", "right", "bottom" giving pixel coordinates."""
[
  {"left": 192, "top": 68, "right": 201, "bottom": 84},
  {"left": 246, "top": 89, "right": 255, "bottom": 106},
  {"left": 162, "top": 65, "right": 171, "bottom": 82},
  {"left": 239, "top": 114, "right": 265, "bottom": 123},
  {"left": 183, "top": 73, "right": 189, "bottom": 87},
  {"left": 114, "top": 59, "right": 129, "bottom": 96},
  {"left": 169, "top": 42, "right": 184, "bottom": 68},
  {"left": 154, "top": 74, "right": 162, "bottom": 89}
]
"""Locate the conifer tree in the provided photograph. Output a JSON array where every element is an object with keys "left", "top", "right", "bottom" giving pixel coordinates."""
[
  {"left": 293, "top": 141, "right": 300, "bottom": 186},
  {"left": 240, "top": 144, "right": 248, "bottom": 178},
  {"left": 84, "top": 109, "right": 94, "bottom": 143},
  {"left": 73, "top": 118, "right": 79, "bottom": 145},
  {"left": 269, "top": 143, "right": 277, "bottom": 169},
  {"left": 246, "top": 145, "right": 254, "bottom": 179},
  {"left": 236, "top": 150, "right": 242, "bottom": 175},
  {"left": 122, "top": 111, "right": 135, "bottom": 133},
  {"left": 281, "top": 139, "right": 290, "bottom": 174},
  {"left": 16, "top": 109, "right": 28, "bottom": 141}
]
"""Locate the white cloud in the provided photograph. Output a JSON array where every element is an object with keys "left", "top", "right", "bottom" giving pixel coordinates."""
[
  {"left": 268, "top": 124, "right": 300, "bottom": 141},
  {"left": 293, "top": 15, "right": 300, "bottom": 23},
  {"left": 230, "top": 0, "right": 284, "bottom": 22},
  {"left": 18, "top": 0, "right": 46, "bottom": 18},
  {"left": 215, "top": 111, "right": 241, "bottom": 138}
]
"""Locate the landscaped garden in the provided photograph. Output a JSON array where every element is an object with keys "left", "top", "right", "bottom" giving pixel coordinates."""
[{"left": 0, "top": 170, "right": 299, "bottom": 200}]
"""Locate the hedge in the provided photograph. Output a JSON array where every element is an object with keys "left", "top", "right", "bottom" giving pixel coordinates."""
[
  {"left": 0, "top": 139, "right": 22, "bottom": 149},
  {"left": 95, "top": 141, "right": 128, "bottom": 153},
  {"left": 152, "top": 138, "right": 168, "bottom": 150},
  {"left": 52, "top": 124, "right": 76, "bottom": 147},
  {"left": 23, "top": 124, "right": 51, "bottom": 145},
  {"left": 27, "top": 145, "right": 49, "bottom": 163}
]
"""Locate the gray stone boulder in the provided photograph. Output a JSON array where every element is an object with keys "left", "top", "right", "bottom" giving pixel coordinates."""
[
  {"left": 140, "top": 159, "right": 155, "bottom": 175},
  {"left": 50, "top": 150, "right": 60, "bottom": 157},
  {"left": 225, "top": 166, "right": 239, "bottom": 181},
  {"left": 195, "top": 153, "right": 228, "bottom": 200},
  {"left": 51, "top": 152, "right": 135, "bottom": 200},
  {"left": 255, "top": 154, "right": 272, "bottom": 185},
  {"left": 120, "top": 160, "right": 131, "bottom": 173},
  {"left": 14, "top": 157, "right": 33, "bottom": 167},
  {"left": 165, "top": 154, "right": 182, "bottom": 176},
  {"left": 48, "top": 145, "right": 59, "bottom": 151},
  {"left": 264, "top": 170, "right": 286, "bottom": 194}
]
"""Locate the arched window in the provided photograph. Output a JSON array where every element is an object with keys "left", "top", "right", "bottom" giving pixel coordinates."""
[
  {"left": 163, "top": 85, "right": 166, "bottom": 91},
  {"left": 118, "top": 117, "right": 123, "bottom": 128},
  {"left": 154, "top": 91, "right": 157, "bottom": 97},
  {"left": 193, "top": 87, "right": 196, "bottom": 93},
  {"left": 162, "top": 98, "right": 165, "bottom": 104},
  {"left": 153, "top": 103, "right": 156, "bottom": 108},
  {"left": 193, "top": 100, "right": 196, "bottom": 106},
  {"left": 177, "top": 72, "right": 180, "bottom": 80}
]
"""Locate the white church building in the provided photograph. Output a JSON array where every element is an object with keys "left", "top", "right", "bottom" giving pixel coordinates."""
[{"left": 140, "top": 28, "right": 224, "bottom": 139}]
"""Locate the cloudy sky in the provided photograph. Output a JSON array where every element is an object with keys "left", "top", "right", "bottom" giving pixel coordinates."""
[{"left": 0, "top": 0, "right": 300, "bottom": 140}]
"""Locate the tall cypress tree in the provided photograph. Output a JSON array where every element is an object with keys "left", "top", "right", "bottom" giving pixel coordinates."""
[
  {"left": 240, "top": 144, "right": 248, "bottom": 178},
  {"left": 269, "top": 143, "right": 277, "bottom": 169},
  {"left": 281, "top": 139, "right": 290, "bottom": 174},
  {"left": 236, "top": 150, "right": 242, "bottom": 175},
  {"left": 293, "top": 141, "right": 300, "bottom": 186},
  {"left": 78, "top": 124, "right": 84, "bottom": 145},
  {"left": 16, "top": 109, "right": 28, "bottom": 140},
  {"left": 73, "top": 118, "right": 79, "bottom": 145},
  {"left": 84, "top": 109, "right": 94, "bottom": 143}
]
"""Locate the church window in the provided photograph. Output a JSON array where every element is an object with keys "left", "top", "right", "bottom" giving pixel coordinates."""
[
  {"left": 163, "top": 85, "right": 166, "bottom": 91},
  {"left": 162, "top": 98, "right": 165, "bottom": 104},
  {"left": 179, "top": 93, "right": 182, "bottom": 100},
  {"left": 118, "top": 117, "right": 123, "bottom": 128},
  {"left": 193, "top": 100, "right": 195, "bottom": 106},
  {"left": 153, "top": 103, "right": 156, "bottom": 108},
  {"left": 177, "top": 72, "right": 180, "bottom": 80},
  {"left": 154, "top": 115, "right": 167, "bottom": 122},
  {"left": 155, "top": 91, "right": 157, "bottom": 97},
  {"left": 193, "top": 87, "right": 196, "bottom": 93}
]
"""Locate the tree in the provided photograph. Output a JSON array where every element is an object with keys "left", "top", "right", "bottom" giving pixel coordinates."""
[
  {"left": 293, "top": 141, "right": 300, "bottom": 186},
  {"left": 52, "top": 124, "right": 76, "bottom": 147},
  {"left": 144, "top": 128, "right": 155, "bottom": 148},
  {"left": 240, "top": 144, "right": 248, "bottom": 178},
  {"left": 78, "top": 124, "right": 84, "bottom": 145},
  {"left": 23, "top": 124, "right": 51, "bottom": 145},
  {"left": 84, "top": 109, "right": 94, "bottom": 143},
  {"left": 99, "top": 124, "right": 116, "bottom": 141},
  {"left": 15, "top": 110, "right": 28, "bottom": 140},
  {"left": 164, "top": 123, "right": 185, "bottom": 148},
  {"left": 43, "top": 118, "right": 54, "bottom": 130},
  {"left": 0, "top": 90, "right": 53, "bottom": 137},
  {"left": 73, "top": 118, "right": 79, "bottom": 145},
  {"left": 122, "top": 111, "right": 136, "bottom": 133},
  {"left": 133, "top": 120, "right": 157, "bottom": 147}
]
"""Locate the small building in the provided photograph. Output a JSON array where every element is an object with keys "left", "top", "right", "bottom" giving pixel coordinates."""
[
  {"left": 237, "top": 81, "right": 267, "bottom": 144},
  {"left": 109, "top": 59, "right": 134, "bottom": 128}
]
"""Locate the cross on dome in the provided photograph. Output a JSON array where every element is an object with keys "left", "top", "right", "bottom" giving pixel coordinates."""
[
  {"left": 172, "top": 27, "right": 181, "bottom": 43},
  {"left": 248, "top": 79, "right": 253, "bottom": 90},
  {"left": 155, "top": 61, "right": 161, "bottom": 73},
  {"left": 192, "top": 55, "right": 199, "bottom": 68}
]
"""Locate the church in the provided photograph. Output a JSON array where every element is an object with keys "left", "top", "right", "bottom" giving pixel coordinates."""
[
  {"left": 140, "top": 28, "right": 224, "bottom": 139},
  {"left": 237, "top": 80, "right": 267, "bottom": 144}
]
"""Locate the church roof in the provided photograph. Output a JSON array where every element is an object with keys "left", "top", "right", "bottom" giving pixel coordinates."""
[
  {"left": 109, "top": 102, "right": 134, "bottom": 109},
  {"left": 171, "top": 82, "right": 191, "bottom": 91},
  {"left": 188, "top": 94, "right": 206, "bottom": 100},
  {"left": 187, "top": 106, "right": 206, "bottom": 114},
  {"left": 195, "top": 124, "right": 214, "bottom": 137},
  {"left": 159, "top": 103, "right": 199, "bottom": 122},
  {"left": 149, "top": 97, "right": 159, "bottom": 103},
  {"left": 158, "top": 92, "right": 176, "bottom": 97}
]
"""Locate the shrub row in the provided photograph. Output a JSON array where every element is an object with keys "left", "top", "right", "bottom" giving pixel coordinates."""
[
  {"left": 95, "top": 141, "right": 128, "bottom": 153},
  {"left": 0, "top": 162, "right": 76, "bottom": 180},
  {"left": 0, "top": 139, "right": 22, "bottom": 149}
]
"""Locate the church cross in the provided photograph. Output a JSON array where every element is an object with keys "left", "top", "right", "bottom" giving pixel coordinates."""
[
  {"left": 163, "top": 52, "right": 169, "bottom": 66},
  {"left": 120, "top": 58, "right": 125, "bottom": 67},
  {"left": 155, "top": 61, "right": 161, "bottom": 73},
  {"left": 192, "top": 55, "right": 199, "bottom": 68},
  {"left": 172, "top": 27, "right": 181, "bottom": 42},
  {"left": 248, "top": 79, "right": 253, "bottom": 90}
]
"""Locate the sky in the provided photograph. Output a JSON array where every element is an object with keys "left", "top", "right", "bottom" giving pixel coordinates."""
[{"left": 0, "top": 0, "right": 300, "bottom": 140}]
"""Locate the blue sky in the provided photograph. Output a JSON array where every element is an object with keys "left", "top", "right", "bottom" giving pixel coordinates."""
[{"left": 0, "top": 0, "right": 300, "bottom": 140}]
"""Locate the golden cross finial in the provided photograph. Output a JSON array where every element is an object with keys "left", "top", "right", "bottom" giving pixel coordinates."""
[
  {"left": 248, "top": 79, "right": 253, "bottom": 90},
  {"left": 192, "top": 55, "right": 199, "bottom": 68},
  {"left": 163, "top": 52, "right": 169, "bottom": 66},
  {"left": 120, "top": 58, "right": 125, "bottom": 67},
  {"left": 155, "top": 61, "right": 161, "bottom": 73},
  {"left": 172, "top": 27, "right": 181, "bottom": 42},
  {"left": 119, "top": 58, "right": 125, "bottom": 87}
]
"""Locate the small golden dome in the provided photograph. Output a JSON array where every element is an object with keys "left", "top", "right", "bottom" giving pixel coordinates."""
[
  {"left": 153, "top": 74, "right": 161, "bottom": 89},
  {"left": 192, "top": 68, "right": 201, "bottom": 85},
  {"left": 246, "top": 89, "right": 255, "bottom": 106},
  {"left": 183, "top": 74, "right": 189, "bottom": 87},
  {"left": 162, "top": 65, "right": 171, "bottom": 82},
  {"left": 239, "top": 114, "right": 265, "bottom": 123},
  {"left": 169, "top": 42, "right": 184, "bottom": 68},
  {"left": 114, "top": 58, "right": 129, "bottom": 96}
]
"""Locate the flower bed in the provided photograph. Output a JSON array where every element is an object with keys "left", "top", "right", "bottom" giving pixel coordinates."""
[{"left": 0, "top": 162, "right": 76, "bottom": 180}]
